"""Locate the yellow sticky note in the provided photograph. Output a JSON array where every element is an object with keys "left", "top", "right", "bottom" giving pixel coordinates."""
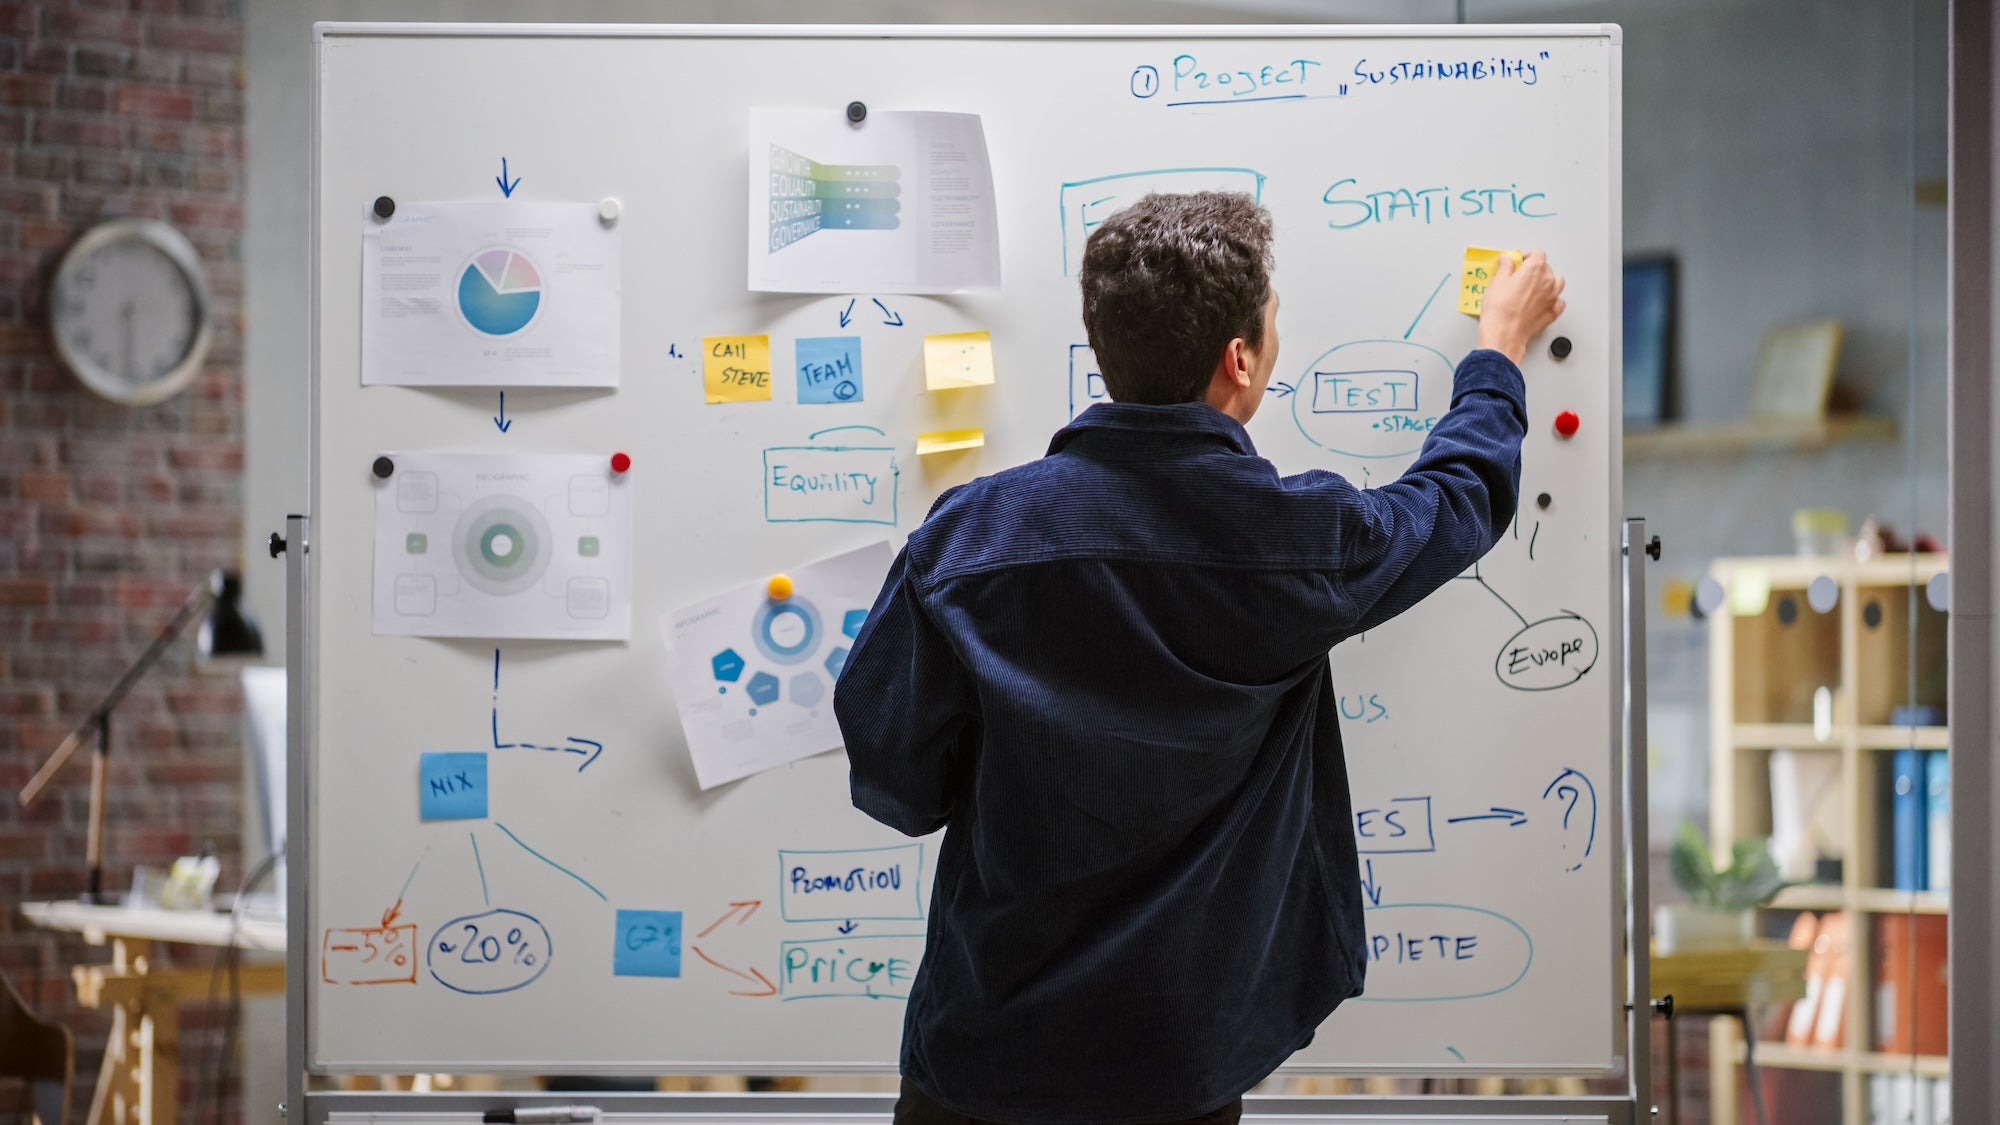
[
  {"left": 703, "top": 335, "right": 772, "bottom": 403},
  {"left": 1458, "top": 247, "right": 1523, "bottom": 316},
  {"left": 923, "top": 331, "right": 995, "bottom": 391},
  {"left": 915, "top": 429, "right": 985, "bottom": 456}
]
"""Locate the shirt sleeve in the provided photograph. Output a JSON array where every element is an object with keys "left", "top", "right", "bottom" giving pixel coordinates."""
[
  {"left": 1294, "top": 348, "right": 1527, "bottom": 639},
  {"left": 835, "top": 544, "right": 978, "bottom": 837}
]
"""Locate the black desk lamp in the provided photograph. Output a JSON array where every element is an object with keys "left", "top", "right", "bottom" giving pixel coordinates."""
[{"left": 17, "top": 569, "right": 264, "bottom": 903}]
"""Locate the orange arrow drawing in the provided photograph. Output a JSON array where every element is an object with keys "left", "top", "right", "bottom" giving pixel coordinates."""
[
  {"left": 691, "top": 945, "right": 779, "bottom": 997},
  {"left": 381, "top": 899, "right": 403, "bottom": 928},
  {"left": 697, "top": 900, "right": 761, "bottom": 938}
]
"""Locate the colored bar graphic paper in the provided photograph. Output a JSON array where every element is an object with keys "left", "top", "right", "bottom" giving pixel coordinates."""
[
  {"left": 923, "top": 331, "right": 994, "bottom": 391},
  {"left": 1458, "top": 246, "right": 1523, "bottom": 316},
  {"left": 705, "top": 335, "right": 772, "bottom": 403},
  {"left": 915, "top": 429, "right": 985, "bottom": 455}
]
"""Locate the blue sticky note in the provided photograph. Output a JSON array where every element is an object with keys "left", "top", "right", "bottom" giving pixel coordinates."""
[
  {"left": 419, "top": 752, "right": 488, "bottom": 821},
  {"left": 613, "top": 909, "right": 683, "bottom": 977},
  {"left": 796, "top": 336, "right": 864, "bottom": 404}
]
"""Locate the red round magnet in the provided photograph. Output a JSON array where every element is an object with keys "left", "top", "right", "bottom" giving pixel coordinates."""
[
  {"left": 1554, "top": 410, "right": 1580, "bottom": 438},
  {"left": 610, "top": 451, "right": 632, "bottom": 473}
]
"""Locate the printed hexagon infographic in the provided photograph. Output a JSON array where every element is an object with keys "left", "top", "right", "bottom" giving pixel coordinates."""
[
  {"left": 711, "top": 648, "right": 746, "bottom": 683},
  {"left": 746, "top": 671, "right": 781, "bottom": 706}
]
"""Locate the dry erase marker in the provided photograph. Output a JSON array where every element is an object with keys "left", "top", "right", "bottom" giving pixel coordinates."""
[{"left": 482, "top": 1107, "right": 601, "bottom": 1124}]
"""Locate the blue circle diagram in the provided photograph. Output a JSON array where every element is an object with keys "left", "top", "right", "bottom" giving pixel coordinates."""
[
  {"left": 458, "top": 246, "right": 544, "bottom": 337},
  {"left": 753, "top": 597, "right": 822, "bottom": 665},
  {"left": 1290, "top": 339, "right": 1455, "bottom": 460}
]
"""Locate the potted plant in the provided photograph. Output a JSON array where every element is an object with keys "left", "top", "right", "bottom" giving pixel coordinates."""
[{"left": 1658, "top": 820, "right": 1791, "bottom": 953}]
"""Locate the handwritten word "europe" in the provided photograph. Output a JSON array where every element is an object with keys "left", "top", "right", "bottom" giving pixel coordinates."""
[{"left": 1323, "top": 180, "right": 1556, "bottom": 230}]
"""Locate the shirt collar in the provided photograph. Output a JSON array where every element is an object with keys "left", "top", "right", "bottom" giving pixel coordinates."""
[{"left": 1047, "top": 401, "right": 1259, "bottom": 457}]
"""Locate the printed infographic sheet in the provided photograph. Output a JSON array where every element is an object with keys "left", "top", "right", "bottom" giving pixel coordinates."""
[
  {"left": 748, "top": 109, "right": 1000, "bottom": 294},
  {"left": 372, "top": 451, "right": 634, "bottom": 640},
  {"left": 362, "top": 200, "right": 621, "bottom": 387},
  {"left": 664, "top": 541, "right": 894, "bottom": 788}
]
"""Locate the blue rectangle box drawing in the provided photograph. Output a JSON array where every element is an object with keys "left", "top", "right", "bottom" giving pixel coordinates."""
[
  {"left": 763, "top": 445, "right": 899, "bottom": 525},
  {"left": 419, "top": 751, "right": 488, "bottom": 821},
  {"left": 1057, "top": 167, "right": 1265, "bottom": 276},
  {"left": 779, "top": 844, "right": 926, "bottom": 922},
  {"left": 613, "top": 909, "right": 683, "bottom": 977}
]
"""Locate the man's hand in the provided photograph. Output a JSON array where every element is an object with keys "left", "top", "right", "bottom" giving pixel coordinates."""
[{"left": 1478, "top": 250, "right": 1566, "bottom": 365}]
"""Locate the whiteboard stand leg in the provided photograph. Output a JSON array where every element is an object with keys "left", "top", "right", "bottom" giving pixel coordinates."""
[
  {"left": 1625, "top": 518, "right": 1658, "bottom": 1121},
  {"left": 282, "top": 515, "right": 311, "bottom": 1124}
]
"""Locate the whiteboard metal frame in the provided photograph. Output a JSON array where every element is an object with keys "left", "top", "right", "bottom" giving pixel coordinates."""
[{"left": 295, "top": 21, "right": 1642, "bottom": 1123}]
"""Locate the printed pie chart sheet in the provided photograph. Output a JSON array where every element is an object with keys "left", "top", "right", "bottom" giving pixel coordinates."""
[{"left": 361, "top": 200, "right": 620, "bottom": 387}]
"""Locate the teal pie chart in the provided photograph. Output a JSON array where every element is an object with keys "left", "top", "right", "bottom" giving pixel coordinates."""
[{"left": 457, "top": 246, "right": 544, "bottom": 337}]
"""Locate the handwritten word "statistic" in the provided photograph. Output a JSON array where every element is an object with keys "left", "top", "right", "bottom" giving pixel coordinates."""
[{"left": 1323, "top": 180, "right": 1556, "bottom": 230}]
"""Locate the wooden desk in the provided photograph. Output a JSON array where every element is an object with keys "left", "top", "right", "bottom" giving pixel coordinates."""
[
  {"left": 18, "top": 900, "right": 285, "bottom": 1125},
  {"left": 1652, "top": 942, "right": 1810, "bottom": 1125}
]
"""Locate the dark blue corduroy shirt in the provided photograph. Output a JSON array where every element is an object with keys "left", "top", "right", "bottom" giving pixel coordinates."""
[{"left": 834, "top": 349, "right": 1527, "bottom": 1124}]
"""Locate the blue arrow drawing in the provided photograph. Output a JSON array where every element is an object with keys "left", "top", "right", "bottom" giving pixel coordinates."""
[
  {"left": 1446, "top": 806, "right": 1528, "bottom": 827},
  {"left": 838, "top": 298, "right": 855, "bottom": 328},
  {"left": 493, "top": 391, "right": 512, "bottom": 433},
  {"left": 1360, "top": 859, "right": 1384, "bottom": 906},
  {"left": 496, "top": 156, "right": 520, "bottom": 198},
  {"left": 836, "top": 920, "right": 858, "bottom": 934},
  {"left": 872, "top": 298, "right": 904, "bottom": 327}
]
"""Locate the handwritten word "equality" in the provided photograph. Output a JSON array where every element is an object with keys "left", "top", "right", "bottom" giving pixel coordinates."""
[
  {"left": 768, "top": 466, "right": 881, "bottom": 505},
  {"left": 1323, "top": 180, "right": 1556, "bottom": 230},
  {"left": 790, "top": 864, "right": 904, "bottom": 895}
]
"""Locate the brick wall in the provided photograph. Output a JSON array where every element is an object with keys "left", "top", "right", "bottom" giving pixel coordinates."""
[{"left": 0, "top": 0, "right": 246, "bottom": 1120}]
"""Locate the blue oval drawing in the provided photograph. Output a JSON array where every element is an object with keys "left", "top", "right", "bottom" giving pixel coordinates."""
[
  {"left": 1355, "top": 902, "right": 1533, "bottom": 1003},
  {"left": 1494, "top": 612, "right": 1599, "bottom": 692},
  {"left": 427, "top": 908, "right": 553, "bottom": 996}
]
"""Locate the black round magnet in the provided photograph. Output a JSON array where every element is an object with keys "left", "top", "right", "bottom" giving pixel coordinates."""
[
  {"left": 372, "top": 195, "right": 396, "bottom": 220},
  {"left": 1776, "top": 595, "right": 1799, "bottom": 626},
  {"left": 1536, "top": 492, "right": 1552, "bottom": 510},
  {"left": 845, "top": 101, "right": 867, "bottom": 124},
  {"left": 1863, "top": 600, "right": 1884, "bottom": 629},
  {"left": 372, "top": 455, "right": 394, "bottom": 479},
  {"left": 1550, "top": 336, "right": 1572, "bottom": 359}
]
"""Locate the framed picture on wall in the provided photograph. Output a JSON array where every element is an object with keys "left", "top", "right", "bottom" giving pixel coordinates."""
[{"left": 1623, "top": 254, "right": 1678, "bottom": 427}]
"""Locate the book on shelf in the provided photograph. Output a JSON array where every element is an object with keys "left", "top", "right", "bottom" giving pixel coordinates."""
[
  {"left": 1891, "top": 748, "right": 1927, "bottom": 891},
  {"left": 1873, "top": 912, "right": 1948, "bottom": 1057},
  {"left": 1926, "top": 750, "right": 1950, "bottom": 896}
]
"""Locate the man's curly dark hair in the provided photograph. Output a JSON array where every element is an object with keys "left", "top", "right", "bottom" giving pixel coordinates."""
[{"left": 1079, "top": 192, "right": 1275, "bottom": 406}]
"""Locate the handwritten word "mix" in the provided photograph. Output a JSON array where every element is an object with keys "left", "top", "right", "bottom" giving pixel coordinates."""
[{"left": 1323, "top": 181, "right": 1556, "bottom": 230}]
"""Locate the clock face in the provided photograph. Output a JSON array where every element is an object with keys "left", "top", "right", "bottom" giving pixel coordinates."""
[{"left": 50, "top": 220, "right": 211, "bottom": 405}]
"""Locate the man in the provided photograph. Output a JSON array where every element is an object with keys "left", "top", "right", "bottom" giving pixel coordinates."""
[{"left": 833, "top": 192, "right": 1566, "bottom": 1125}]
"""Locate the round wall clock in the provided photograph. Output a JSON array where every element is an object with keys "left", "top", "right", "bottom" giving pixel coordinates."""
[{"left": 48, "top": 218, "right": 213, "bottom": 406}]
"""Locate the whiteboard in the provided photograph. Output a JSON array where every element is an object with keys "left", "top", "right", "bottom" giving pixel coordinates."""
[{"left": 309, "top": 24, "right": 1623, "bottom": 1075}]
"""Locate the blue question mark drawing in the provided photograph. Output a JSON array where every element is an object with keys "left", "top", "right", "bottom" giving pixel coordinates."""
[{"left": 1540, "top": 768, "right": 1596, "bottom": 873}]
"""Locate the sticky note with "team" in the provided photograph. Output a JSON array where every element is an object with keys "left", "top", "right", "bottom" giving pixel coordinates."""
[{"left": 1458, "top": 247, "right": 1524, "bottom": 316}]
